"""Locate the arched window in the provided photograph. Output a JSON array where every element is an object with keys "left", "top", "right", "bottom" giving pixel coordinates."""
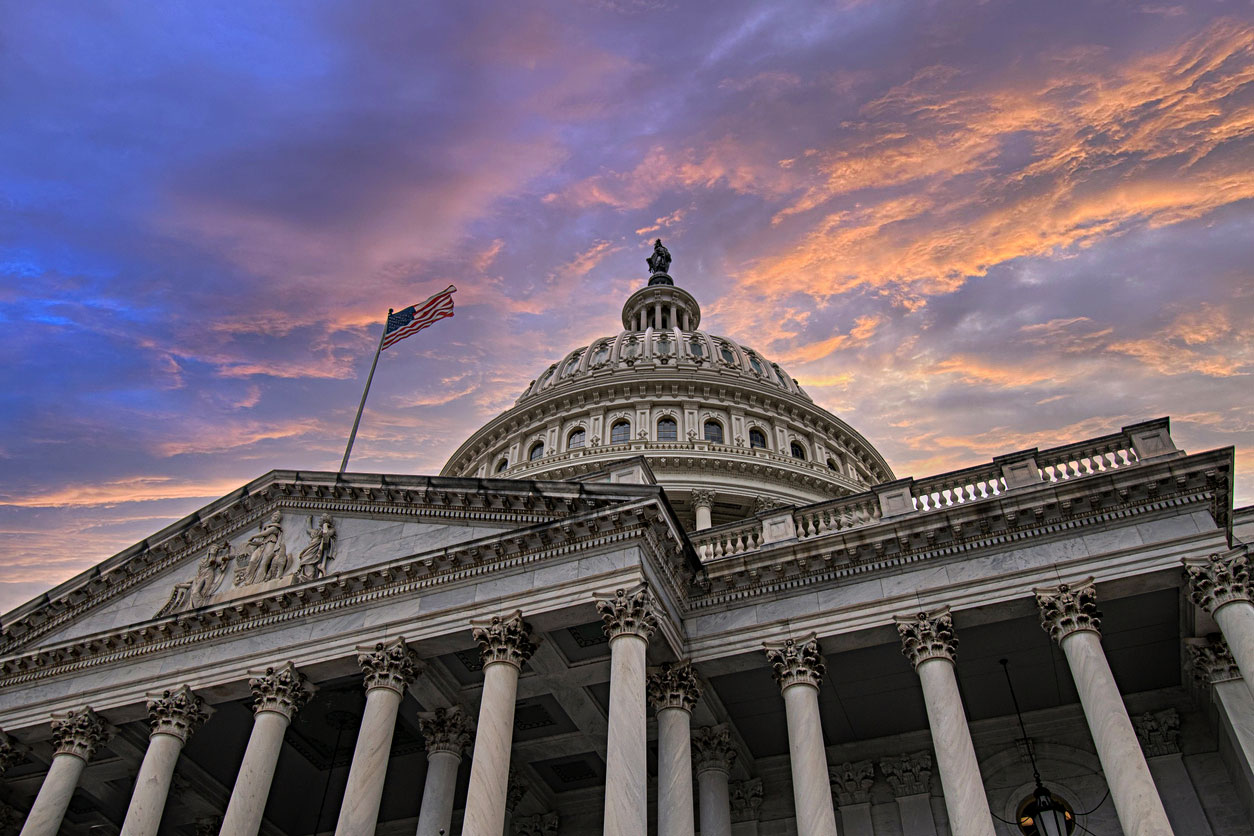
[
  {"left": 563, "top": 353, "right": 582, "bottom": 376},
  {"left": 773, "top": 364, "right": 789, "bottom": 386},
  {"left": 790, "top": 442, "right": 806, "bottom": 460},
  {"left": 826, "top": 457, "right": 840, "bottom": 472},
  {"left": 689, "top": 339, "right": 705, "bottom": 358},
  {"left": 568, "top": 428, "right": 586, "bottom": 449},
  {"left": 592, "top": 343, "right": 609, "bottom": 364},
  {"left": 749, "top": 428, "right": 767, "bottom": 449},
  {"left": 748, "top": 354, "right": 764, "bottom": 375},
  {"left": 656, "top": 336, "right": 672, "bottom": 355},
  {"left": 704, "top": 420, "right": 724, "bottom": 444},
  {"left": 529, "top": 441, "right": 545, "bottom": 461},
  {"left": 719, "top": 344, "right": 736, "bottom": 364},
  {"left": 623, "top": 339, "right": 638, "bottom": 358},
  {"left": 495, "top": 458, "right": 509, "bottom": 473},
  {"left": 610, "top": 420, "right": 631, "bottom": 444},
  {"left": 657, "top": 417, "right": 677, "bottom": 441},
  {"left": 537, "top": 367, "right": 554, "bottom": 387}
]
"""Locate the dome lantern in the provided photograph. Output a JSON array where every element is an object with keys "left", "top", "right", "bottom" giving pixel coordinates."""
[{"left": 622, "top": 240, "right": 701, "bottom": 331}]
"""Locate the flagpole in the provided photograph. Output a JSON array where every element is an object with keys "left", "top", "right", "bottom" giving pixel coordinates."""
[{"left": 339, "top": 310, "right": 391, "bottom": 474}]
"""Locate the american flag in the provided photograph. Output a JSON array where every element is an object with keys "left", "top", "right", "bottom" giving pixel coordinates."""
[{"left": 382, "top": 285, "right": 456, "bottom": 350}]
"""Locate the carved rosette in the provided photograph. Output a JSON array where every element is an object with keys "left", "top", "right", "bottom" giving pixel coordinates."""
[
  {"left": 692, "top": 724, "right": 736, "bottom": 775},
  {"left": 147, "top": 685, "right": 209, "bottom": 743},
  {"left": 0, "top": 729, "right": 23, "bottom": 775},
  {"left": 1132, "top": 708, "right": 1181, "bottom": 758},
  {"left": 417, "top": 707, "right": 474, "bottom": 757},
  {"left": 764, "top": 633, "right": 826, "bottom": 690},
  {"left": 472, "top": 611, "right": 539, "bottom": 669},
  {"left": 647, "top": 660, "right": 701, "bottom": 713},
  {"left": 50, "top": 707, "right": 109, "bottom": 762},
  {"left": 1185, "top": 551, "right": 1252, "bottom": 615},
  {"left": 880, "top": 751, "right": 932, "bottom": 797},
  {"left": 513, "top": 812, "right": 559, "bottom": 836},
  {"left": 691, "top": 489, "right": 716, "bottom": 509},
  {"left": 595, "top": 584, "right": 659, "bottom": 642},
  {"left": 830, "top": 760, "right": 875, "bottom": 806},
  {"left": 1036, "top": 580, "right": 1102, "bottom": 643},
  {"left": 249, "top": 662, "right": 312, "bottom": 720},
  {"left": 1187, "top": 636, "right": 1242, "bottom": 685},
  {"left": 359, "top": 637, "right": 421, "bottom": 695},
  {"left": 730, "top": 778, "right": 764, "bottom": 823},
  {"left": 895, "top": 608, "right": 958, "bottom": 669}
]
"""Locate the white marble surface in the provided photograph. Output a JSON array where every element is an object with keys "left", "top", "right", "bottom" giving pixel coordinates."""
[
  {"left": 334, "top": 686, "right": 403, "bottom": 835},
  {"left": 781, "top": 683, "right": 839, "bottom": 836},
  {"left": 657, "top": 707, "right": 695, "bottom": 836},
  {"left": 1215, "top": 680, "right": 1254, "bottom": 808},
  {"left": 219, "top": 709, "right": 290, "bottom": 836},
  {"left": 697, "top": 764, "right": 732, "bottom": 836},
  {"left": 415, "top": 750, "right": 461, "bottom": 836},
  {"left": 463, "top": 661, "right": 520, "bottom": 836},
  {"left": 119, "top": 732, "right": 184, "bottom": 836},
  {"left": 19, "top": 753, "right": 86, "bottom": 836},
  {"left": 1214, "top": 603, "right": 1254, "bottom": 705},
  {"left": 1147, "top": 753, "right": 1214, "bottom": 836},
  {"left": 915, "top": 658, "right": 995, "bottom": 836},
  {"left": 603, "top": 633, "right": 649, "bottom": 836}
]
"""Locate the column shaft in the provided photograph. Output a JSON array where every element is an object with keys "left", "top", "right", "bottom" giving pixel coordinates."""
[
  {"left": 1145, "top": 755, "right": 1213, "bottom": 836},
  {"left": 335, "top": 686, "right": 404, "bottom": 835},
  {"left": 697, "top": 768, "right": 732, "bottom": 836},
  {"left": 220, "top": 710, "right": 290, "bottom": 836},
  {"left": 894, "top": 795, "right": 938, "bottom": 836},
  {"left": 119, "top": 733, "right": 183, "bottom": 836},
  {"left": 603, "top": 633, "right": 649, "bottom": 836},
  {"left": 782, "top": 683, "right": 839, "bottom": 836},
  {"left": 19, "top": 754, "right": 87, "bottom": 836},
  {"left": 915, "top": 658, "right": 995, "bottom": 836},
  {"left": 1214, "top": 603, "right": 1254, "bottom": 703},
  {"left": 1214, "top": 680, "right": 1254, "bottom": 807},
  {"left": 1060, "top": 630, "right": 1174, "bottom": 836},
  {"left": 657, "top": 707, "right": 695, "bottom": 836},
  {"left": 415, "top": 750, "right": 461, "bottom": 836},
  {"left": 463, "top": 662, "right": 521, "bottom": 836}
]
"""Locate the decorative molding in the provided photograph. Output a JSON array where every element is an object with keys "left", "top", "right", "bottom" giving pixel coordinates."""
[
  {"left": 764, "top": 633, "right": 825, "bottom": 690},
  {"left": 513, "top": 812, "right": 559, "bottom": 836},
  {"left": 1036, "top": 579, "right": 1102, "bottom": 643},
  {"left": 147, "top": 685, "right": 209, "bottom": 743},
  {"left": 896, "top": 608, "right": 957, "bottom": 668},
  {"left": 417, "top": 706, "right": 474, "bottom": 757},
  {"left": 830, "top": 760, "right": 874, "bottom": 806},
  {"left": 880, "top": 751, "right": 932, "bottom": 797},
  {"left": 594, "top": 583, "right": 658, "bottom": 642},
  {"left": 51, "top": 707, "right": 109, "bottom": 762},
  {"left": 647, "top": 660, "right": 701, "bottom": 712},
  {"left": 358, "top": 637, "right": 421, "bottom": 695},
  {"left": 692, "top": 724, "right": 736, "bottom": 775},
  {"left": 1185, "top": 550, "right": 1252, "bottom": 615},
  {"left": 730, "top": 777, "right": 764, "bottom": 822},
  {"left": 472, "top": 611, "right": 539, "bottom": 670},
  {"left": 1186, "top": 636, "right": 1242, "bottom": 684},
  {"left": 249, "top": 662, "right": 313, "bottom": 720},
  {"left": 1132, "top": 708, "right": 1181, "bottom": 758}
]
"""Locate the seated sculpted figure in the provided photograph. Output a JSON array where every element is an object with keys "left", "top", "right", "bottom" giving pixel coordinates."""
[{"left": 243, "top": 511, "right": 289, "bottom": 583}]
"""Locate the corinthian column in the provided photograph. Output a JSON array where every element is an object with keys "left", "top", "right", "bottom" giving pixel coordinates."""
[
  {"left": 829, "top": 761, "right": 873, "bottom": 836},
  {"left": 763, "top": 635, "right": 839, "bottom": 836},
  {"left": 895, "top": 609, "right": 995, "bottom": 836},
  {"left": 648, "top": 661, "right": 701, "bottom": 836},
  {"left": 693, "top": 724, "right": 736, "bottom": 836},
  {"left": 415, "top": 707, "right": 474, "bottom": 836},
  {"left": 121, "top": 686, "right": 210, "bottom": 836},
  {"left": 1188, "top": 636, "right": 1254, "bottom": 804},
  {"left": 20, "top": 707, "right": 110, "bottom": 836},
  {"left": 220, "top": 663, "right": 313, "bottom": 836},
  {"left": 595, "top": 584, "right": 658, "bottom": 836},
  {"left": 463, "top": 611, "right": 538, "bottom": 836},
  {"left": 1186, "top": 550, "right": 1254, "bottom": 703},
  {"left": 692, "top": 489, "right": 715, "bottom": 531},
  {"left": 335, "top": 638, "right": 421, "bottom": 835},
  {"left": 1036, "top": 581, "right": 1174, "bottom": 836}
]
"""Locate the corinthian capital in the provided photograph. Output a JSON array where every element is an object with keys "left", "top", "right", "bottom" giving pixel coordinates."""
[
  {"left": 0, "top": 729, "right": 23, "bottom": 775},
  {"left": 830, "top": 760, "right": 874, "bottom": 805},
  {"left": 595, "top": 583, "right": 658, "bottom": 641},
  {"left": 693, "top": 724, "right": 736, "bottom": 774},
  {"left": 647, "top": 660, "right": 701, "bottom": 712},
  {"left": 147, "top": 685, "right": 209, "bottom": 743},
  {"left": 1186, "top": 550, "right": 1252, "bottom": 614},
  {"left": 730, "top": 778, "right": 764, "bottom": 822},
  {"left": 881, "top": 751, "right": 932, "bottom": 797},
  {"left": 249, "top": 662, "right": 313, "bottom": 720},
  {"left": 764, "top": 633, "right": 825, "bottom": 690},
  {"left": 1035, "top": 579, "right": 1102, "bottom": 643},
  {"left": 895, "top": 607, "right": 958, "bottom": 668},
  {"left": 691, "top": 489, "right": 716, "bottom": 509},
  {"left": 472, "top": 611, "right": 539, "bottom": 669},
  {"left": 417, "top": 706, "right": 474, "bottom": 757},
  {"left": 1186, "top": 636, "right": 1242, "bottom": 685},
  {"left": 359, "top": 637, "right": 421, "bottom": 694},
  {"left": 51, "top": 707, "right": 110, "bottom": 762}
]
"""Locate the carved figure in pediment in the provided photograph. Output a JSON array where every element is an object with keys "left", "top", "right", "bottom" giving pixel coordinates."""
[
  {"left": 240, "top": 512, "right": 290, "bottom": 585},
  {"left": 189, "top": 542, "right": 233, "bottom": 606},
  {"left": 294, "top": 514, "right": 336, "bottom": 582}
]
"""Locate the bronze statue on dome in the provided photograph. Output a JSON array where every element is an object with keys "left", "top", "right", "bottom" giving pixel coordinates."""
[{"left": 647, "top": 239, "right": 671, "bottom": 275}]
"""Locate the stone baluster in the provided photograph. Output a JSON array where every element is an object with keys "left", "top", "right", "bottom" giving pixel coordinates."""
[
  {"left": 220, "top": 663, "right": 313, "bottom": 836},
  {"left": 463, "top": 611, "right": 539, "bottom": 836},
  {"left": 1186, "top": 550, "right": 1254, "bottom": 702},
  {"left": 20, "top": 707, "right": 110, "bottom": 836},
  {"left": 692, "top": 489, "right": 716, "bottom": 531},
  {"left": 1036, "top": 581, "right": 1175, "bottom": 836},
  {"left": 829, "top": 761, "right": 873, "bottom": 836},
  {"left": 729, "top": 778, "right": 764, "bottom": 835},
  {"left": 1187, "top": 636, "right": 1254, "bottom": 807},
  {"left": 763, "top": 634, "right": 839, "bottom": 836},
  {"left": 120, "top": 686, "right": 210, "bottom": 836},
  {"left": 895, "top": 608, "right": 995, "bottom": 836},
  {"left": 595, "top": 584, "right": 659, "bottom": 836},
  {"left": 648, "top": 661, "right": 701, "bottom": 836},
  {"left": 415, "top": 706, "right": 474, "bottom": 836},
  {"left": 880, "top": 751, "right": 936, "bottom": 836},
  {"left": 335, "top": 638, "right": 421, "bottom": 835},
  {"left": 693, "top": 724, "right": 736, "bottom": 836},
  {"left": 1132, "top": 708, "right": 1213, "bottom": 835}
]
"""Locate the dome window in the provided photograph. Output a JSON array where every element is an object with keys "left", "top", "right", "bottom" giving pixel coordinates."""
[
  {"left": 790, "top": 442, "right": 807, "bottom": 460},
  {"left": 826, "top": 457, "right": 840, "bottom": 472},
  {"left": 748, "top": 354, "right": 764, "bottom": 375},
  {"left": 689, "top": 339, "right": 705, "bottom": 358},
  {"left": 656, "top": 336, "right": 672, "bottom": 355},
  {"left": 657, "top": 417, "right": 677, "bottom": 441},
  {"left": 495, "top": 458, "right": 509, "bottom": 473},
  {"left": 568, "top": 428, "right": 586, "bottom": 449},
  {"left": 563, "top": 353, "right": 583, "bottom": 376},
  {"left": 537, "top": 367, "right": 554, "bottom": 387},
  {"left": 624, "top": 340, "right": 639, "bottom": 358},
  {"left": 592, "top": 343, "right": 610, "bottom": 364},
  {"left": 529, "top": 441, "right": 545, "bottom": 461},
  {"left": 704, "top": 420, "right": 724, "bottom": 444},
  {"left": 773, "top": 364, "right": 789, "bottom": 385},
  {"left": 610, "top": 420, "right": 631, "bottom": 444},
  {"left": 719, "top": 344, "right": 737, "bottom": 364},
  {"left": 749, "top": 428, "right": 767, "bottom": 449}
]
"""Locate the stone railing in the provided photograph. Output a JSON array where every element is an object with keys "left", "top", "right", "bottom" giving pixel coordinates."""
[
  {"left": 794, "top": 494, "right": 882, "bottom": 539},
  {"left": 692, "top": 519, "right": 763, "bottom": 560},
  {"left": 1036, "top": 432, "right": 1139, "bottom": 483},
  {"left": 910, "top": 465, "right": 1007, "bottom": 511}
]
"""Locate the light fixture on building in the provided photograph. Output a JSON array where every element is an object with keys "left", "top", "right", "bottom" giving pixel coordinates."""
[{"left": 1001, "top": 659, "right": 1076, "bottom": 836}]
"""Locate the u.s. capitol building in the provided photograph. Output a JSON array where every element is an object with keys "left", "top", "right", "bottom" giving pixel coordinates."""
[{"left": 2, "top": 243, "right": 1252, "bottom": 836}]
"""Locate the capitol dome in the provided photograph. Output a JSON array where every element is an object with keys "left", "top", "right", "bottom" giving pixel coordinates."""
[{"left": 441, "top": 241, "right": 894, "bottom": 529}]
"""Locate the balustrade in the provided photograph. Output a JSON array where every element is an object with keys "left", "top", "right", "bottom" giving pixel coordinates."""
[{"left": 692, "top": 520, "right": 763, "bottom": 560}]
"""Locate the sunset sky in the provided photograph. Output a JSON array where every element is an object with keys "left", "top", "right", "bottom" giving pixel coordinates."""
[{"left": 2, "top": 1, "right": 1252, "bottom": 614}]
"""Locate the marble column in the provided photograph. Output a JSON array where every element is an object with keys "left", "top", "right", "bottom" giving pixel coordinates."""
[
  {"left": 694, "top": 724, "right": 736, "bottom": 836},
  {"left": 20, "top": 707, "right": 110, "bottom": 836},
  {"left": 1036, "top": 581, "right": 1175, "bottom": 836},
  {"left": 729, "top": 779, "right": 764, "bottom": 836},
  {"left": 1132, "top": 708, "right": 1213, "bottom": 836},
  {"left": 692, "top": 489, "right": 715, "bottom": 531},
  {"left": 335, "top": 638, "right": 421, "bottom": 836},
  {"left": 1186, "top": 551, "right": 1254, "bottom": 703},
  {"left": 881, "top": 751, "right": 937, "bottom": 836},
  {"left": 121, "top": 686, "right": 210, "bottom": 836},
  {"left": 648, "top": 661, "right": 701, "bottom": 836},
  {"left": 220, "top": 662, "right": 312, "bottom": 836},
  {"left": 596, "top": 584, "right": 659, "bottom": 836},
  {"left": 895, "top": 608, "right": 995, "bottom": 836},
  {"left": 763, "top": 634, "right": 839, "bottom": 836},
  {"left": 1188, "top": 637, "right": 1254, "bottom": 808},
  {"left": 463, "top": 611, "right": 539, "bottom": 836},
  {"left": 415, "top": 707, "right": 474, "bottom": 836},
  {"left": 829, "top": 761, "right": 873, "bottom": 836}
]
